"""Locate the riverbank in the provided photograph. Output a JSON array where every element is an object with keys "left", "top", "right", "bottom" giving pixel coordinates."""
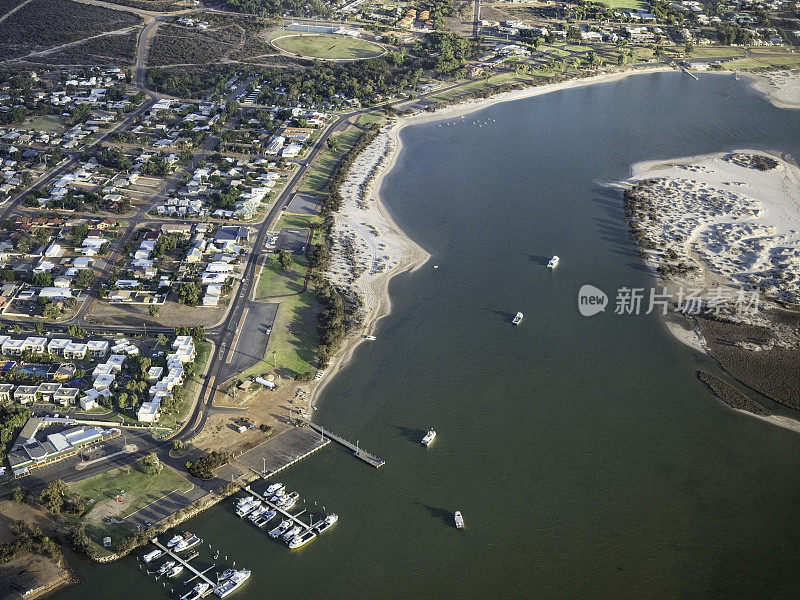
[{"left": 310, "top": 65, "right": 800, "bottom": 409}]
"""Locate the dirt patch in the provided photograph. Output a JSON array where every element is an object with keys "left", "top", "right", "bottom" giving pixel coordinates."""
[
  {"left": 0, "top": 501, "right": 56, "bottom": 543},
  {"left": 85, "top": 295, "right": 231, "bottom": 328},
  {"left": 192, "top": 380, "right": 299, "bottom": 454},
  {"left": 0, "top": 553, "right": 71, "bottom": 600}
]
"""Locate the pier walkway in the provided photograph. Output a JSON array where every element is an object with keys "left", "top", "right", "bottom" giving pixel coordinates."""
[
  {"left": 244, "top": 484, "right": 317, "bottom": 536},
  {"left": 150, "top": 538, "right": 215, "bottom": 587},
  {"left": 299, "top": 420, "right": 385, "bottom": 468}
]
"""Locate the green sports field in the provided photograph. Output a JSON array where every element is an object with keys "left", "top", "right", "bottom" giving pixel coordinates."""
[{"left": 272, "top": 34, "right": 384, "bottom": 60}]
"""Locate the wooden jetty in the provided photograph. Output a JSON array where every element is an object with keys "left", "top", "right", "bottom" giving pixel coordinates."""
[
  {"left": 244, "top": 485, "right": 317, "bottom": 536},
  {"left": 150, "top": 538, "right": 215, "bottom": 587},
  {"left": 300, "top": 419, "right": 385, "bottom": 468}
]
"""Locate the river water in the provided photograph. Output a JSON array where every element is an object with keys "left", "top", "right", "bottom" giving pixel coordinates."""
[{"left": 54, "top": 73, "right": 800, "bottom": 600}]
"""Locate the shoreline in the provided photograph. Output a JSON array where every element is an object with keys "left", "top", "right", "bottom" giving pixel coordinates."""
[
  {"left": 742, "top": 69, "right": 800, "bottom": 110},
  {"left": 310, "top": 65, "right": 800, "bottom": 410}
]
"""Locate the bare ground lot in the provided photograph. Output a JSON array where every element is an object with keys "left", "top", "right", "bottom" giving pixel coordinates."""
[{"left": 84, "top": 288, "right": 235, "bottom": 328}]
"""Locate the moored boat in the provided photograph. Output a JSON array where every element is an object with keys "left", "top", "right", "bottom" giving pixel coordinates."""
[
  {"left": 181, "top": 582, "right": 210, "bottom": 600},
  {"left": 288, "top": 530, "right": 316, "bottom": 549},
  {"left": 142, "top": 549, "right": 163, "bottom": 563},
  {"left": 313, "top": 513, "right": 338, "bottom": 534},
  {"left": 268, "top": 519, "right": 291, "bottom": 538},
  {"left": 213, "top": 569, "right": 251, "bottom": 598}
]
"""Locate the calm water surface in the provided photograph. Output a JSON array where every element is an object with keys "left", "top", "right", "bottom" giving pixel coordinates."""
[{"left": 55, "top": 73, "right": 800, "bottom": 600}]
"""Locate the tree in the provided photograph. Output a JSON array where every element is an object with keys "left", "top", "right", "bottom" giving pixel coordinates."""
[
  {"left": 73, "top": 269, "right": 96, "bottom": 288},
  {"left": 157, "top": 333, "right": 168, "bottom": 348},
  {"left": 32, "top": 272, "right": 53, "bottom": 287},
  {"left": 40, "top": 480, "right": 67, "bottom": 514},
  {"left": 176, "top": 281, "right": 201, "bottom": 306},
  {"left": 10, "top": 486, "right": 26, "bottom": 503},
  {"left": 138, "top": 453, "right": 162, "bottom": 476},
  {"left": 43, "top": 304, "right": 61, "bottom": 319},
  {"left": 149, "top": 305, "right": 160, "bottom": 317},
  {"left": 172, "top": 440, "right": 184, "bottom": 452},
  {"left": 116, "top": 392, "right": 129, "bottom": 409},
  {"left": 277, "top": 250, "right": 294, "bottom": 271}
]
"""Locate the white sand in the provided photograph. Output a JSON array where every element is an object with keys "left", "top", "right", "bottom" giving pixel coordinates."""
[
  {"left": 746, "top": 69, "right": 800, "bottom": 110},
  {"left": 623, "top": 151, "right": 800, "bottom": 308}
]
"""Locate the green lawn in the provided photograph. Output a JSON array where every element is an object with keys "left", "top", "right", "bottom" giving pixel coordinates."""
[
  {"left": 722, "top": 54, "right": 800, "bottom": 70},
  {"left": 272, "top": 33, "right": 384, "bottom": 60},
  {"left": 688, "top": 47, "right": 746, "bottom": 58},
  {"left": 256, "top": 255, "right": 308, "bottom": 298},
  {"left": 70, "top": 464, "right": 191, "bottom": 516},
  {"left": 246, "top": 290, "right": 320, "bottom": 378},
  {"left": 26, "top": 115, "right": 63, "bottom": 132},
  {"left": 69, "top": 464, "right": 191, "bottom": 553},
  {"left": 300, "top": 125, "right": 362, "bottom": 194},
  {"left": 158, "top": 340, "right": 212, "bottom": 430},
  {"left": 597, "top": 0, "right": 642, "bottom": 7}
]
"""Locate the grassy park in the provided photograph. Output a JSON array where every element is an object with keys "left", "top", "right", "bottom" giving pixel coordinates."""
[
  {"left": 300, "top": 125, "right": 362, "bottom": 194},
  {"left": 271, "top": 33, "right": 384, "bottom": 60},
  {"left": 68, "top": 463, "right": 191, "bottom": 552}
]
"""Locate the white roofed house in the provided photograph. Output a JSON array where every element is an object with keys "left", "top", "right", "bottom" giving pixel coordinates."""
[
  {"left": 3, "top": 338, "right": 25, "bottom": 356},
  {"left": 87, "top": 340, "right": 109, "bottom": 358},
  {"left": 137, "top": 400, "right": 160, "bottom": 423},
  {"left": 93, "top": 373, "right": 115, "bottom": 392},
  {"left": 24, "top": 337, "right": 47, "bottom": 354},
  {"left": 47, "top": 338, "right": 70, "bottom": 356},
  {"left": 39, "top": 287, "right": 72, "bottom": 300},
  {"left": 63, "top": 342, "right": 88, "bottom": 360},
  {"left": 53, "top": 387, "right": 80, "bottom": 406}
]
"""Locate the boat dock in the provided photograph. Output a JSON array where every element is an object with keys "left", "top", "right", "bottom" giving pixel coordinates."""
[
  {"left": 244, "top": 484, "right": 316, "bottom": 536},
  {"left": 300, "top": 419, "right": 385, "bottom": 468},
  {"left": 150, "top": 538, "right": 215, "bottom": 587}
]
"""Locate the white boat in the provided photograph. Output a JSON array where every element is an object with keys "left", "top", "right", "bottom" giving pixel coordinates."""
[
  {"left": 236, "top": 500, "right": 260, "bottom": 518},
  {"left": 235, "top": 496, "right": 254, "bottom": 509},
  {"left": 512, "top": 312, "right": 523, "bottom": 325},
  {"left": 454, "top": 511, "right": 465, "bottom": 529},
  {"left": 157, "top": 561, "right": 176, "bottom": 576},
  {"left": 282, "top": 496, "right": 298, "bottom": 511},
  {"left": 167, "top": 564, "right": 184, "bottom": 578},
  {"left": 313, "top": 514, "right": 338, "bottom": 534},
  {"left": 265, "top": 483, "right": 283, "bottom": 495},
  {"left": 263, "top": 510, "right": 279, "bottom": 526},
  {"left": 547, "top": 255, "right": 559, "bottom": 269},
  {"left": 268, "top": 520, "right": 291, "bottom": 538},
  {"left": 282, "top": 525, "right": 302, "bottom": 542},
  {"left": 363, "top": 335, "right": 376, "bottom": 341},
  {"left": 181, "top": 582, "right": 210, "bottom": 600},
  {"left": 166, "top": 534, "right": 183, "bottom": 548},
  {"left": 248, "top": 506, "right": 267, "bottom": 522},
  {"left": 214, "top": 569, "right": 251, "bottom": 598},
  {"left": 288, "top": 530, "right": 316, "bottom": 549},
  {"left": 177, "top": 535, "right": 201, "bottom": 552},
  {"left": 421, "top": 429, "right": 436, "bottom": 446},
  {"left": 142, "top": 549, "right": 163, "bottom": 563}
]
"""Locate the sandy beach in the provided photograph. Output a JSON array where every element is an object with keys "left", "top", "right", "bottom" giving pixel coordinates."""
[{"left": 746, "top": 69, "right": 800, "bottom": 109}]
